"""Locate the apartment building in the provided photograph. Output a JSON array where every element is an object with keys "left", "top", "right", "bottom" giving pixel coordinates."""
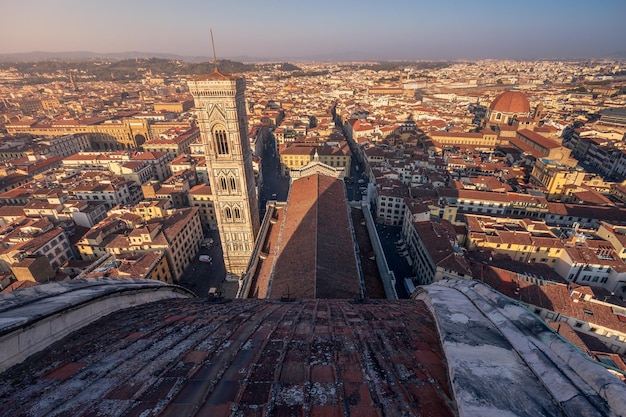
[
  {"left": 86, "top": 251, "right": 173, "bottom": 284},
  {"left": 437, "top": 188, "right": 549, "bottom": 218},
  {"left": 141, "top": 169, "right": 196, "bottom": 208},
  {"left": 376, "top": 186, "right": 409, "bottom": 226},
  {"left": 72, "top": 177, "right": 143, "bottom": 210},
  {"left": 555, "top": 237, "right": 626, "bottom": 294},
  {"left": 62, "top": 151, "right": 171, "bottom": 182},
  {"left": 107, "top": 160, "right": 154, "bottom": 185},
  {"left": 567, "top": 133, "right": 626, "bottom": 181},
  {"left": 0, "top": 218, "right": 72, "bottom": 275},
  {"left": 65, "top": 200, "right": 108, "bottom": 228},
  {"left": 465, "top": 214, "right": 564, "bottom": 266},
  {"left": 344, "top": 119, "right": 378, "bottom": 142},
  {"left": 142, "top": 127, "right": 200, "bottom": 161},
  {"left": 188, "top": 184, "right": 217, "bottom": 231},
  {"left": 77, "top": 207, "right": 202, "bottom": 281},
  {"left": 406, "top": 220, "right": 472, "bottom": 285},
  {"left": 544, "top": 203, "right": 626, "bottom": 229},
  {"left": 530, "top": 158, "right": 586, "bottom": 199},
  {"left": 597, "top": 222, "right": 626, "bottom": 262},
  {"left": 168, "top": 153, "right": 210, "bottom": 184},
  {"left": 108, "top": 199, "right": 172, "bottom": 222}
]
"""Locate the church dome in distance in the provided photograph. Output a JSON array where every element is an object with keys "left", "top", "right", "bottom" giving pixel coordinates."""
[{"left": 488, "top": 90, "right": 530, "bottom": 114}]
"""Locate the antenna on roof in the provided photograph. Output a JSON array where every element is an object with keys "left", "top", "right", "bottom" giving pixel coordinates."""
[{"left": 210, "top": 28, "right": 219, "bottom": 72}]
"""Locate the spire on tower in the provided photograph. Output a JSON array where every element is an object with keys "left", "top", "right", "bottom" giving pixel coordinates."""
[{"left": 210, "top": 28, "right": 219, "bottom": 73}]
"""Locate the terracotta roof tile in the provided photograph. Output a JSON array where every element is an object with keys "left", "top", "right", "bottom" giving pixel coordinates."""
[
  {"left": 266, "top": 174, "right": 361, "bottom": 299},
  {"left": 0, "top": 299, "right": 450, "bottom": 416}
]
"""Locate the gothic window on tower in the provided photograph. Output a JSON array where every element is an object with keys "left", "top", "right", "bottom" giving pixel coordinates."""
[
  {"left": 214, "top": 127, "right": 229, "bottom": 155},
  {"left": 234, "top": 207, "right": 241, "bottom": 220},
  {"left": 225, "top": 207, "right": 232, "bottom": 221},
  {"left": 220, "top": 177, "right": 227, "bottom": 191},
  {"left": 229, "top": 177, "right": 237, "bottom": 192}
]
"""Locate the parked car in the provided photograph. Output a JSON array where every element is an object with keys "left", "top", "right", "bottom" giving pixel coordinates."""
[{"left": 199, "top": 255, "right": 212, "bottom": 263}]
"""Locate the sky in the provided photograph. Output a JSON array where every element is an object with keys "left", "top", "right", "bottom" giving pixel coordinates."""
[{"left": 2, "top": 0, "right": 626, "bottom": 61}]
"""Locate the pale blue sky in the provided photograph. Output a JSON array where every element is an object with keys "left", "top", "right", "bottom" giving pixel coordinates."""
[{"left": 2, "top": 0, "right": 625, "bottom": 60}]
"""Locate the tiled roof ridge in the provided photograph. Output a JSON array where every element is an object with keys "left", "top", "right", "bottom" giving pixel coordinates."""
[{"left": 420, "top": 280, "right": 626, "bottom": 416}]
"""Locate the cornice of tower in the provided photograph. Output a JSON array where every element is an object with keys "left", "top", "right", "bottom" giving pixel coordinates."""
[{"left": 189, "top": 67, "right": 238, "bottom": 82}]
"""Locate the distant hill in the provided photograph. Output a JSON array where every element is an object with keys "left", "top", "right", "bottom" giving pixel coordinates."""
[
  {"left": 0, "top": 58, "right": 262, "bottom": 84},
  {"left": 0, "top": 50, "right": 368, "bottom": 63},
  {"left": 0, "top": 51, "right": 212, "bottom": 63}
]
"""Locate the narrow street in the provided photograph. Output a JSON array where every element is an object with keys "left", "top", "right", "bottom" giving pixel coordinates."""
[
  {"left": 177, "top": 229, "right": 239, "bottom": 299},
  {"left": 375, "top": 223, "right": 413, "bottom": 299},
  {"left": 257, "top": 130, "right": 290, "bottom": 218}
]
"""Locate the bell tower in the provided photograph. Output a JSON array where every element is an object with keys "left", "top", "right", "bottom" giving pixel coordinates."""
[{"left": 188, "top": 69, "right": 260, "bottom": 275}]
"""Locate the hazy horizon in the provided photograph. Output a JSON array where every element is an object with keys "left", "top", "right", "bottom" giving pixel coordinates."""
[{"left": 2, "top": 0, "right": 625, "bottom": 61}]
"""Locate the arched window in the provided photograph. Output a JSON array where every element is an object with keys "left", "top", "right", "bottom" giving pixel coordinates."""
[
  {"left": 229, "top": 177, "right": 237, "bottom": 192},
  {"left": 225, "top": 207, "right": 232, "bottom": 220},
  {"left": 220, "top": 177, "right": 227, "bottom": 191},
  {"left": 234, "top": 207, "right": 241, "bottom": 219},
  {"left": 214, "top": 127, "right": 229, "bottom": 155}
]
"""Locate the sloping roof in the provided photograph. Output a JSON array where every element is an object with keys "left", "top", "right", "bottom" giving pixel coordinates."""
[
  {"left": 414, "top": 221, "right": 472, "bottom": 276},
  {"left": 517, "top": 128, "right": 561, "bottom": 150},
  {"left": 268, "top": 174, "right": 362, "bottom": 299},
  {"left": 1, "top": 279, "right": 625, "bottom": 416},
  {"left": 0, "top": 297, "right": 455, "bottom": 417}
]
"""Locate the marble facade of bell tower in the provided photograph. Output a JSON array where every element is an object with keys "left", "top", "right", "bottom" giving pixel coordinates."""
[{"left": 188, "top": 68, "right": 260, "bottom": 275}]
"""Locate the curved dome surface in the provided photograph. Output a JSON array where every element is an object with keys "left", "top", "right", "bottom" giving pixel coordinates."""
[
  {"left": 489, "top": 90, "right": 530, "bottom": 113},
  {"left": 1, "top": 279, "right": 625, "bottom": 417}
]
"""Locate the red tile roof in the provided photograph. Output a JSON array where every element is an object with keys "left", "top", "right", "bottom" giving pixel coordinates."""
[
  {"left": 473, "top": 263, "right": 626, "bottom": 334},
  {"left": 0, "top": 299, "right": 454, "bottom": 417},
  {"left": 517, "top": 129, "right": 561, "bottom": 150},
  {"left": 267, "top": 174, "right": 362, "bottom": 299}
]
